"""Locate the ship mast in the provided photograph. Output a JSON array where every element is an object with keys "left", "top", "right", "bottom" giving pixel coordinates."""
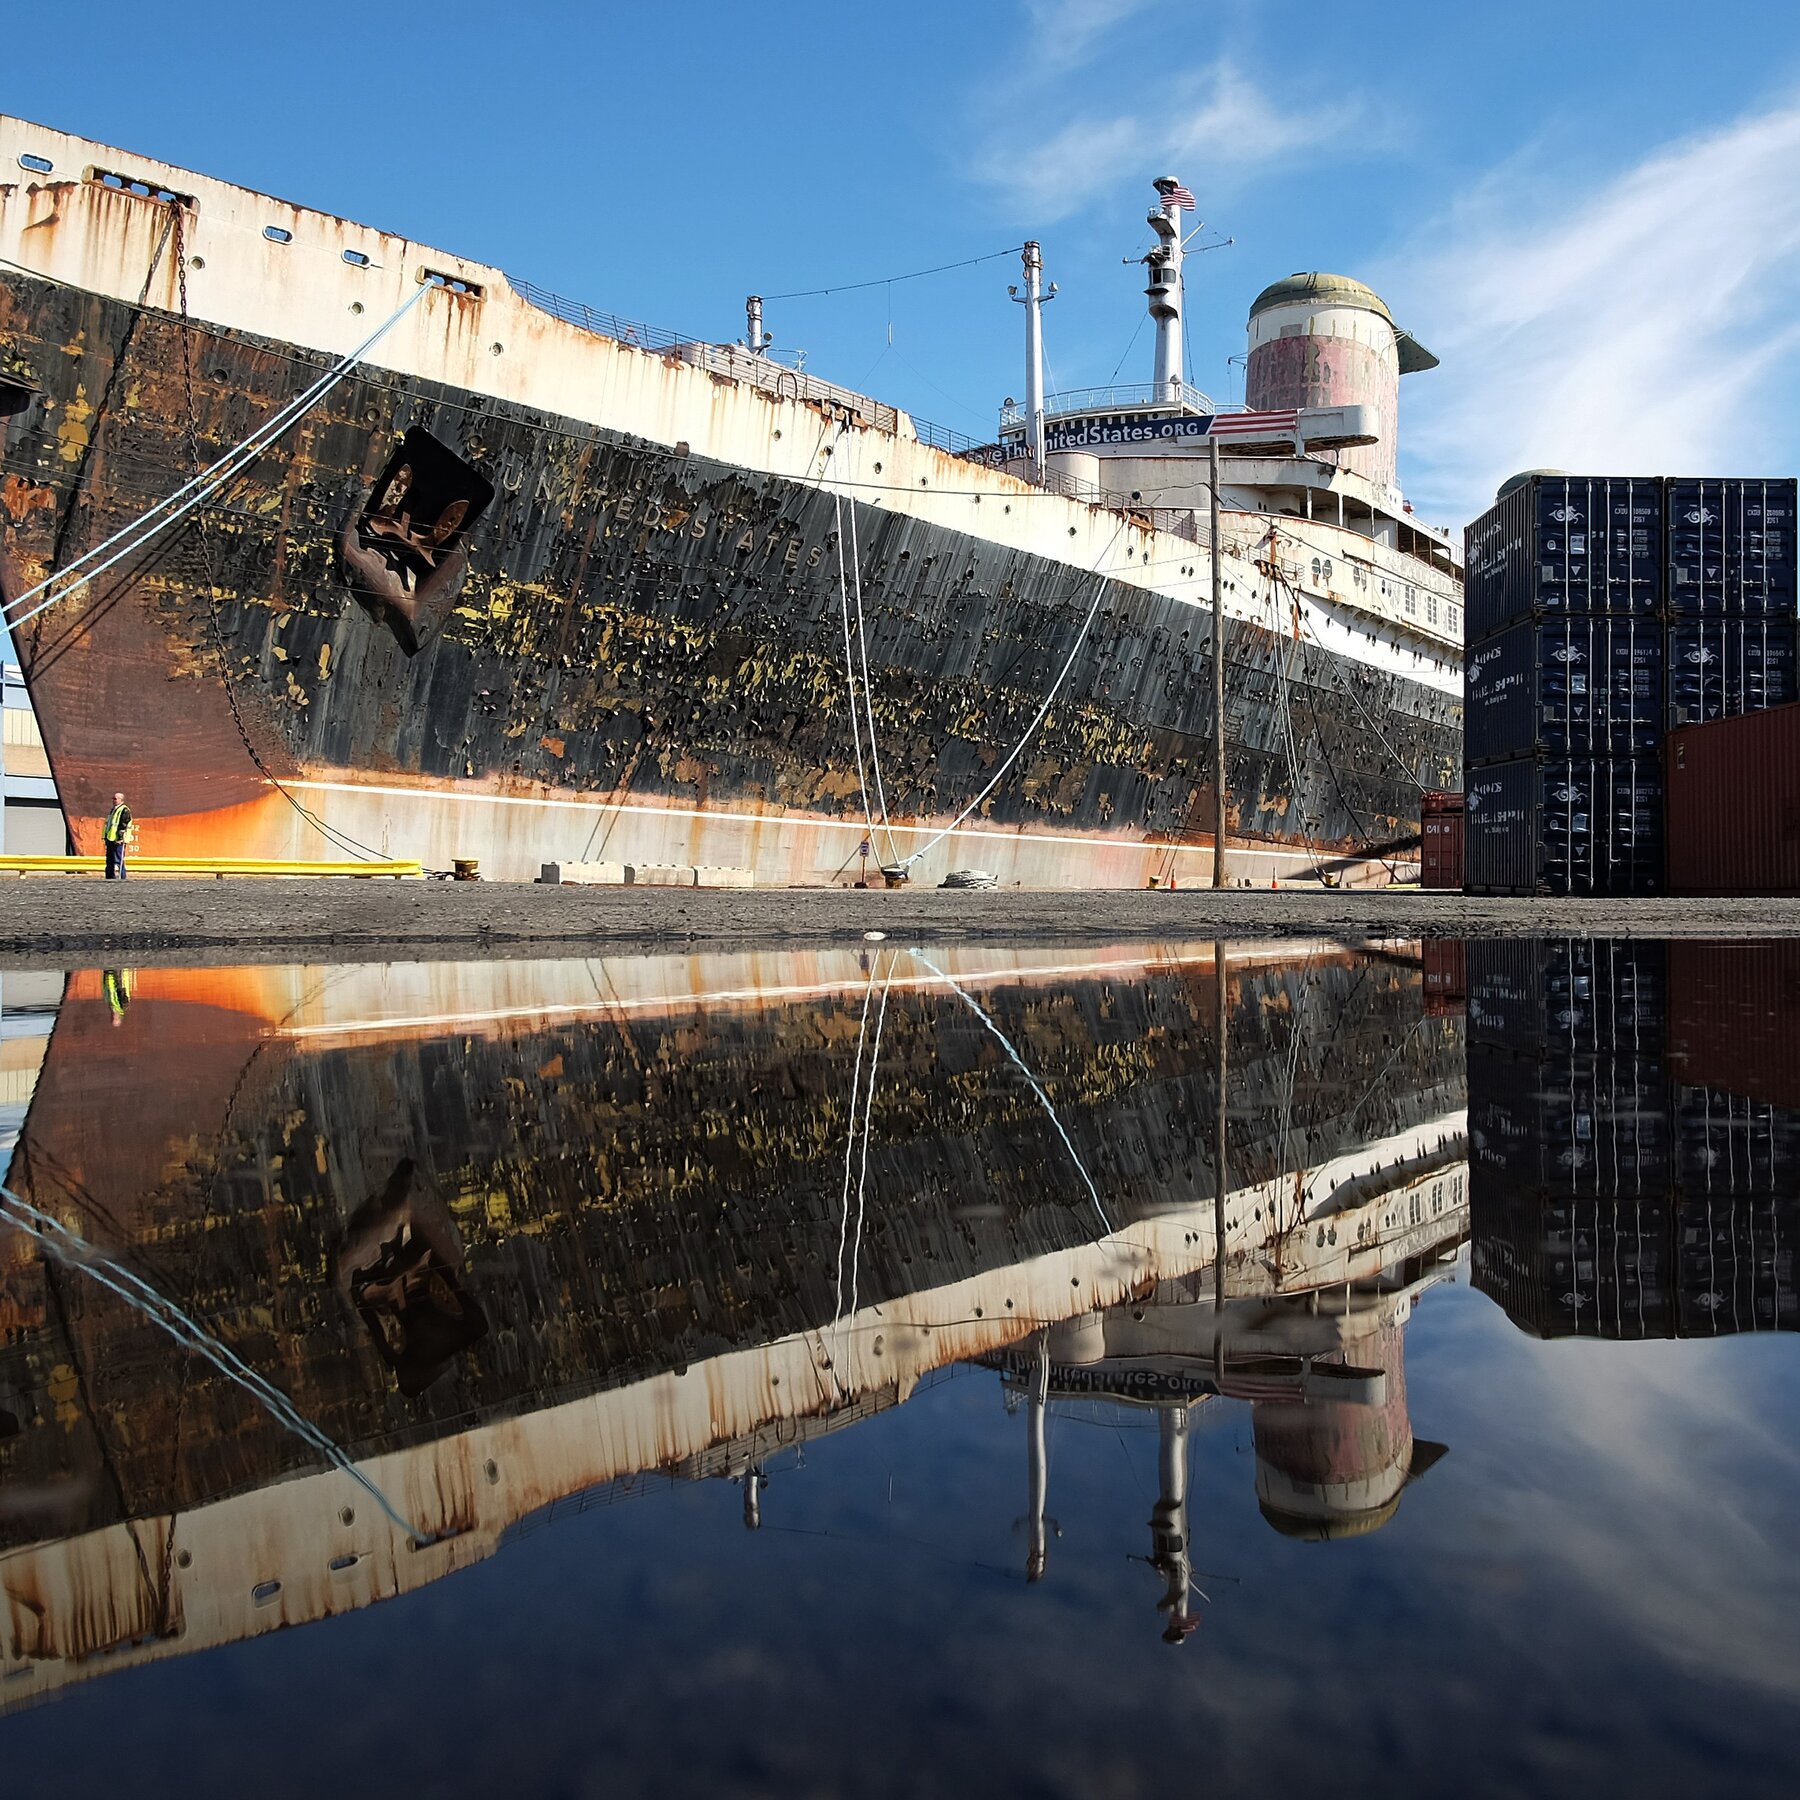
[
  {"left": 1146, "top": 178, "right": 1186, "bottom": 403},
  {"left": 1011, "top": 243, "right": 1054, "bottom": 482}
]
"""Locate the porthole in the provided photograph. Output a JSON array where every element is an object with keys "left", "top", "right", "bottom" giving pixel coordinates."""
[
  {"left": 264, "top": 225, "right": 293, "bottom": 244},
  {"left": 18, "top": 153, "right": 53, "bottom": 175},
  {"left": 343, "top": 248, "right": 371, "bottom": 268}
]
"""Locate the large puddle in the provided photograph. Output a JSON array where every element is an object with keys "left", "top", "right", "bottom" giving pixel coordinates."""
[{"left": 0, "top": 939, "right": 1793, "bottom": 1797}]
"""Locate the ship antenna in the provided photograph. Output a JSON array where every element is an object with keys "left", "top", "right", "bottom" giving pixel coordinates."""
[
  {"left": 1009, "top": 243, "right": 1055, "bottom": 482},
  {"left": 745, "top": 294, "right": 770, "bottom": 357}
]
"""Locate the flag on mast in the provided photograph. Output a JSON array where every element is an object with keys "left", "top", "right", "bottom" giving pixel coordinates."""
[{"left": 1162, "top": 182, "right": 1197, "bottom": 211}]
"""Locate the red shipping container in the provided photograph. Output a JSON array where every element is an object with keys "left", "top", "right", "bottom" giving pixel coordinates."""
[
  {"left": 1421, "top": 789, "right": 1464, "bottom": 890},
  {"left": 1667, "top": 940, "right": 1800, "bottom": 1111},
  {"left": 1666, "top": 703, "right": 1800, "bottom": 894}
]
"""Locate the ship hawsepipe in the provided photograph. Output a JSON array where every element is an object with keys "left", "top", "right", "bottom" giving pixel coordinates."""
[{"left": 0, "top": 119, "right": 1461, "bottom": 885}]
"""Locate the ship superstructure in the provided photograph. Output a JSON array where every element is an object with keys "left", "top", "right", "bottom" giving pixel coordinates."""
[{"left": 0, "top": 118, "right": 1461, "bottom": 884}]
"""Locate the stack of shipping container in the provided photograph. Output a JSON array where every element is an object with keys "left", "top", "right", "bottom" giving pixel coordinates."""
[
  {"left": 1467, "top": 938, "right": 1800, "bottom": 1337},
  {"left": 1461, "top": 475, "right": 1798, "bottom": 894}
]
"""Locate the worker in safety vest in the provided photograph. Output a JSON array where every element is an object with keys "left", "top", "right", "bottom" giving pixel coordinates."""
[{"left": 103, "top": 792, "right": 135, "bottom": 880}]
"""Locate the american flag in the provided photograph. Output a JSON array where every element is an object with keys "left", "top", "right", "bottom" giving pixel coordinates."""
[
  {"left": 1161, "top": 182, "right": 1197, "bottom": 210},
  {"left": 1208, "top": 408, "right": 1299, "bottom": 438}
]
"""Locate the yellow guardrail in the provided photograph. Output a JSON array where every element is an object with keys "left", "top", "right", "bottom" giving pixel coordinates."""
[{"left": 0, "top": 856, "right": 422, "bottom": 879}]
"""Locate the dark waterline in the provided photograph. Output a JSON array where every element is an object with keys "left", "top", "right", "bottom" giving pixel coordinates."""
[{"left": 0, "top": 938, "right": 1793, "bottom": 1798}]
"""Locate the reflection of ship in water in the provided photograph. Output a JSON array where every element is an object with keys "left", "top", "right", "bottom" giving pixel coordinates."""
[
  {"left": 988, "top": 1140, "right": 1464, "bottom": 1640},
  {"left": 0, "top": 942, "right": 1464, "bottom": 1709},
  {"left": 1469, "top": 939, "right": 1800, "bottom": 1339}
]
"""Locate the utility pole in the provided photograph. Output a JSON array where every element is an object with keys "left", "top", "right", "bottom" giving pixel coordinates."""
[{"left": 1210, "top": 433, "right": 1227, "bottom": 887}]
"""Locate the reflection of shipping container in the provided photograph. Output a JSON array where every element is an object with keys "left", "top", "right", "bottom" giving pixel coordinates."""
[
  {"left": 1665, "top": 617, "right": 1797, "bottom": 727},
  {"left": 1465, "top": 756, "right": 1662, "bottom": 896},
  {"left": 1673, "top": 1086, "right": 1800, "bottom": 1198},
  {"left": 1466, "top": 618, "right": 1664, "bottom": 762},
  {"left": 1467, "top": 939, "right": 1665, "bottom": 1058},
  {"left": 1666, "top": 477, "right": 1798, "bottom": 618},
  {"left": 1464, "top": 474, "right": 1663, "bottom": 641},
  {"left": 1420, "top": 790, "right": 1463, "bottom": 890},
  {"left": 1469, "top": 1045, "right": 1671, "bottom": 1200},
  {"left": 1674, "top": 1197, "right": 1800, "bottom": 1335},
  {"left": 1472, "top": 1193, "right": 1798, "bottom": 1339},
  {"left": 1471, "top": 1195, "right": 1673, "bottom": 1339},
  {"left": 1666, "top": 940, "right": 1800, "bottom": 1109},
  {"left": 1665, "top": 703, "right": 1800, "bottom": 896},
  {"left": 1421, "top": 937, "right": 1466, "bottom": 1014}
]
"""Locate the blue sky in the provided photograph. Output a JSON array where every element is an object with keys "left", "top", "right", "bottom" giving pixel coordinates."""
[{"left": 7, "top": 0, "right": 1800, "bottom": 528}]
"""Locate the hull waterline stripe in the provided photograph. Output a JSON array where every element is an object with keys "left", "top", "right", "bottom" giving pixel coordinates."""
[{"left": 280, "top": 778, "right": 1352, "bottom": 865}]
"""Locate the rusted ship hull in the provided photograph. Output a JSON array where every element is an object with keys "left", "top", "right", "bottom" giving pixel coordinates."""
[{"left": 0, "top": 120, "right": 1461, "bottom": 886}]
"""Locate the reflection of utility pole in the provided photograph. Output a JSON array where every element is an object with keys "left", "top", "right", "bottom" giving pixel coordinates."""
[
  {"left": 1210, "top": 434, "right": 1228, "bottom": 888},
  {"left": 1149, "top": 1405, "right": 1198, "bottom": 1643},
  {"left": 1026, "top": 1329, "right": 1050, "bottom": 1581},
  {"left": 1213, "top": 938, "right": 1229, "bottom": 1387}
]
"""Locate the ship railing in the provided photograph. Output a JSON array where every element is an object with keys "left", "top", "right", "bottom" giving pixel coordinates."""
[
  {"left": 509, "top": 277, "right": 697, "bottom": 354},
  {"left": 997, "top": 380, "right": 1216, "bottom": 431}
]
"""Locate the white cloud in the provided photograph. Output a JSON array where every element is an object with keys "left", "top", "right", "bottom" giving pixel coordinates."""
[
  {"left": 1396, "top": 100, "right": 1800, "bottom": 524},
  {"left": 976, "top": 58, "right": 1366, "bottom": 224}
]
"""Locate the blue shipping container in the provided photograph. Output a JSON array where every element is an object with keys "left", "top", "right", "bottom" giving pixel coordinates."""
[
  {"left": 1667, "top": 477, "right": 1799, "bottom": 617},
  {"left": 1666, "top": 617, "right": 1799, "bottom": 726},
  {"left": 1466, "top": 617, "right": 1664, "bottom": 762},
  {"left": 1465, "top": 475, "right": 1663, "bottom": 641},
  {"left": 1465, "top": 756, "right": 1664, "bottom": 895}
]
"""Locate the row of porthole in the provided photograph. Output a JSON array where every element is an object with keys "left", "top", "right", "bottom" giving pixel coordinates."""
[{"left": 18, "top": 156, "right": 483, "bottom": 294}]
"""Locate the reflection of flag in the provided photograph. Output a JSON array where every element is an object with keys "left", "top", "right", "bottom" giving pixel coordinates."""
[{"left": 1162, "top": 182, "right": 1197, "bottom": 210}]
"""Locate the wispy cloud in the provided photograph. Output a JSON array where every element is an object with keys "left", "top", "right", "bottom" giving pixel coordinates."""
[
  {"left": 1019, "top": 0, "right": 1158, "bottom": 72},
  {"left": 975, "top": 56, "right": 1367, "bottom": 224},
  {"left": 1397, "top": 100, "right": 1800, "bottom": 523},
  {"left": 1490, "top": 1338, "right": 1800, "bottom": 1702}
]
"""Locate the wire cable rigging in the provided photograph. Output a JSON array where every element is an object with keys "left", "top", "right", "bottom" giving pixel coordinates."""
[
  {"left": 4, "top": 279, "right": 431, "bottom": 635},
  {"left": 893, "top": 521, "right": 1128, "bottom": 873},
  {"left": 0, "top": 1180, "right": 433, "bottom": 1545},
  {"left": 762, "top": 244, "right": 1024, "bottom": 302}
]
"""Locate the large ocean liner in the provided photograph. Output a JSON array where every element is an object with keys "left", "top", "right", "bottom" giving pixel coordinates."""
[{"left": 0, "top": 117, "right": 1462, "bottom": 885}]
